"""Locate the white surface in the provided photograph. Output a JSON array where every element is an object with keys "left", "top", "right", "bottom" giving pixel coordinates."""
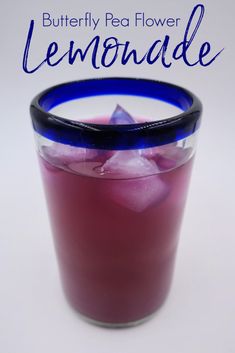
[{"left": 0, "top": 1, "right": 235, "bottom": 352}]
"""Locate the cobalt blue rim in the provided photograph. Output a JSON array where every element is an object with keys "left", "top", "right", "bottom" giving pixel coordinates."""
[{"left": 30, "top": 77, "right": 202, "bottom": 150}]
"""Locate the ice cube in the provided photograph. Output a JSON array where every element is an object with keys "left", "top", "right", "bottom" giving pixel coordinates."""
[
  {"left": 101, "top": 149, "right": 168, "bottom": 212},
  {"left": 140, "top": 147, "right": 158, "bottom": 159},
  {"left": 102, "top": 150, "right": 160, "bottom": 177},
  {"left": 156, "top": 146, "right": 192, "bottom": 170},
  {"left": 141, "top": 142, "right": 177, "bottom": 159},
  {"left": 104, "top": 176, "right": 169, "bottom": 212},
  {"left": 41, "top": 143, "right": 97, "bottom": 166},
  {"left": 110, "top": 104, "right": 136, "bottom": 125}
]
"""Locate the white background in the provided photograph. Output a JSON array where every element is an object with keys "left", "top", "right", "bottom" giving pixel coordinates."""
[{"left": 0, "top": 1, "right": 235, "bottom": 352}]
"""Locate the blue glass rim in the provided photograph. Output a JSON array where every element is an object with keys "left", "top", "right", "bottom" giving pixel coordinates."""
[{"left": 30, "top": 77, "right": 202, "bottom": 150}]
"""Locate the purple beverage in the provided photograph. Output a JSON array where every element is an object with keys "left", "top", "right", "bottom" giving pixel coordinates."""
[{"left": 38, "top": 135, "right": 194, "bottom": 325}]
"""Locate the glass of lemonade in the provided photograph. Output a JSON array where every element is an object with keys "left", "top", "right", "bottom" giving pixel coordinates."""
[{"left": 30, "top": 78, "right": 202, "bottom": 327}]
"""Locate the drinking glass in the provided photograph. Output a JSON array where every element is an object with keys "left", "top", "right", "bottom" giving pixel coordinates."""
[{"left": 30, "top": 78, "right": 202, "bottom": 327}]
